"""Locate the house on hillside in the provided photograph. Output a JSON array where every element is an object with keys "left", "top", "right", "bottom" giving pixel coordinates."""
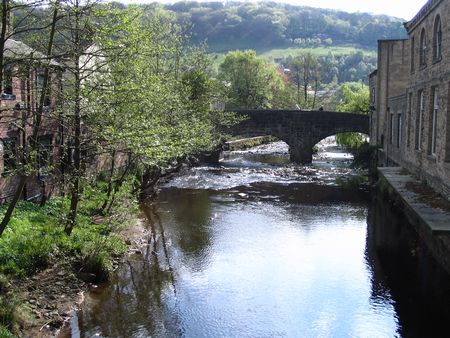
[
  {"left": 370, "top": 0, "right": 450, "bottom": 198},
  {"left": 0, "top": 38, "right": 63, "bottom": 202}
]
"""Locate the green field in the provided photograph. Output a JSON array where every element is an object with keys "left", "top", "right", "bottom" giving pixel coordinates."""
[
  {"left": 210, "top": 44, "right": 376, "bottom": 68},
  {"left": 260, "top": 45, "right": 376, "bottom": 60}
]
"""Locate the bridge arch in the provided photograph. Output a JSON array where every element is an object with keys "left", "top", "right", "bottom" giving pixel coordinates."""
[{"left": 228, "top": 110, "right": 370, "bottom": 163}]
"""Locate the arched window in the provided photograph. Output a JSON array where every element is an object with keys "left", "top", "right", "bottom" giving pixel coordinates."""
[
  {"left": 433, "top": 15, "right": 442, "bottom": 60},
  {"left": 420, "top": 28, "right": 427, "bottom": 66}
]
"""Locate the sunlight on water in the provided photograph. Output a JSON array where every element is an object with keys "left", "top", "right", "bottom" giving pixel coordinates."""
[
  {"left": 69, "top": 140, "right": 406, "bottom": 338},
  {"left": 165, "top": 140, "right": 360, "bottom": 191}
]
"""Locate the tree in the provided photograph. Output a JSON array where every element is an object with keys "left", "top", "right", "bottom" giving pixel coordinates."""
[
  {"left": 73, "top": 6, "right": 235, "bottom": 219},
  {"left": 336, "top": 83, "right": 370, "bottom": 148},
  {"left": 219, "top": 50, "right": 284, "bottom": 109},
  {"left": 287, "top": 52, "right": 320, "bottom": 109}
]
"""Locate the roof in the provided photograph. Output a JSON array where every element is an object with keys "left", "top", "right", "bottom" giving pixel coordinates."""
[
  {"left": 4, "top": 39, "right": 62, "bottom": 67},
  {"left": 404, "top": 0, "right": 442, "bottom": 33}
]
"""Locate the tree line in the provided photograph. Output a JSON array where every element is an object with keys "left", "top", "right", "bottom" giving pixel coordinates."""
[
  {"left": 218, "top": 50, "right": 369, "bottom": 113},
  {"left": 159, "top": 1, "right": 406, "bottom": 50}
]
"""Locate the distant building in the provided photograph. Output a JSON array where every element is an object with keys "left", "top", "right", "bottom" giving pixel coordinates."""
[
  {"left": 370, "top": 0, "right": 450, "bottom": 199},
  {"left": 0, "top": 39, "right": 63, "bottom": 201}
]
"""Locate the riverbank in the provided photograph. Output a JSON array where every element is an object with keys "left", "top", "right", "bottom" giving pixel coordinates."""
[
  {"left": 0, "top": 197, "right": 136, "bottom": 337},
  {"left": 0, "top": 154, "right": 200, "bottom": 337},
  {"left": 377, "top": 167, "right": 450, "bottom": 275}
]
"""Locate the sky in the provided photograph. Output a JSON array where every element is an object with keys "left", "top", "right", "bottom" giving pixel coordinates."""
[{"left": 118, "top": 0, "right": 428, "bottom": 21}]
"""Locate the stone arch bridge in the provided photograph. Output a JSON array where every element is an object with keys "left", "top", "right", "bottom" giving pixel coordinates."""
[{"left": 227, "top": 110, "right": 369, "bottom": 163}]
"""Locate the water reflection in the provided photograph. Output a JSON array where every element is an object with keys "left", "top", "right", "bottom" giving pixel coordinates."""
[
  {"left": 366, "top": 193, "right": 450, "bottom": 338},
  {"left": 67, "top": 141, "right": 450, "bottom": 338}
]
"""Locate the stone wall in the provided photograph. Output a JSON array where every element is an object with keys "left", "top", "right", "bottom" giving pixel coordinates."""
[
  {"left": 371, "top": 0, "right": 450, "bottom": 200},
  {"left": 230, "top": 110, "right": 369, "bottom": 163}
]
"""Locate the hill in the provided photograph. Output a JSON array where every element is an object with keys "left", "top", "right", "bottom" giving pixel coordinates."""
[{"left": 161, "top": 1, "right": 407, "bottom": 52}]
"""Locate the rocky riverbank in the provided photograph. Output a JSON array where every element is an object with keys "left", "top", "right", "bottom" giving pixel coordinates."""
[{"left": 12, "top": 218, "right": 151, "bottom": 338}]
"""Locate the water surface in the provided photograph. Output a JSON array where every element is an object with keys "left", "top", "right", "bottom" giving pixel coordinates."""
[{"left": 68, "top": 140, "right": 407, "bottom": 338}]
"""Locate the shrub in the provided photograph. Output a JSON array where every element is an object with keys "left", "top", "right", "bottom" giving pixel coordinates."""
[
  {"left": 0, "top": 294, "right": 18, "bottom": 334},
  {"left": 0, "top": 202, "right": 63, "bottom": 277},
  {"left": 351, "top": 142, "right": 379, "bottom": 169},
  {"left": 0, "top": 325, "right": 16, "bottom": 338}
]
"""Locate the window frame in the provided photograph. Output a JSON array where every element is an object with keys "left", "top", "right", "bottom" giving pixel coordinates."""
[
  {"left": 433, "top": 15, "right": 442, "bottom": 62},
  {"left": 430, "top": 87, "right": 438, "bottom": 156},
  {"left": 1, "top": 138, "right": 18, "bottom": 176},
  {"left": 416, "top": 90, "right": 425, "bottom": 150},
  {"left": 419, "top": 28, "right": 427, "bottom": 67}
]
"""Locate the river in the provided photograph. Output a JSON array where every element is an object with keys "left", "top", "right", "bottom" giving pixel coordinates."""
[{"left": 64, "top": 140, "right": 450, "bottom": 338}]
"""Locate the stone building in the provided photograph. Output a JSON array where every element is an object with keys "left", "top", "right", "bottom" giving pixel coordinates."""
[
  {"left": 370, "top": 0, "right": 450, "bottom": 199},
  {"left": 0, "top": 39, "right": 63, "bottom": 202}
]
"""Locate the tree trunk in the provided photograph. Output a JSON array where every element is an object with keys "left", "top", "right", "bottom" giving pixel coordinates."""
[
  {"left": 105, "top": 158, "right": 133, "bottom": 215},
  {"left": 0, "top": 1, "right": 59, "bottom": 236},
  {"left": 0, "top": 0, "right": 9, "bottom": 94},
  {"left": 0, "top": 175, "right": 26, "bottom": 236},
  {"left": 64, "top": 0, "right": 83, "bottom": 236},
  {"left": 312, "top": 78, "right": 318, "bottom": 110},
  {"left": 100, "top": 150, "right": 116, "bottom": 212},
  {"left": 65, "top": 66, "right": 81, "bottom": 236}
]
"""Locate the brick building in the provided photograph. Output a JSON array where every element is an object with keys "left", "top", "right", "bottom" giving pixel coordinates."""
[
  {"left": 0, "top": 39, "right": 63, "bottom": 201},
  {"left": 370, "top": 0, "right": 450, "bottom": 199}
]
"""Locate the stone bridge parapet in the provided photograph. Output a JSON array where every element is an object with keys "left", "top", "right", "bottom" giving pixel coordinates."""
[{"left": 227, "top": 110, "right": 369, "bottom": 163}]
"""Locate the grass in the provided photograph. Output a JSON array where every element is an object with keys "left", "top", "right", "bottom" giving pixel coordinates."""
[
  {"left": 259, "top": 45, "right": 376, "bottom": 60},
  {"left": 0, "top": 175, "right": 137, "bottom": 334},
  {"left": 0, "top": 325, "right": 16, "bottom": 338},
  {"left": 0, "top": 197, "right": 129, "bottom": 278}
]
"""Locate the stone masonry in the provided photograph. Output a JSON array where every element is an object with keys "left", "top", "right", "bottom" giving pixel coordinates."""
[
  {"left": 370, "top": 0, "right": 450, "bottom": 199},
  {"left": 230, "top": 110, "right": 369, "bottom": 163}
]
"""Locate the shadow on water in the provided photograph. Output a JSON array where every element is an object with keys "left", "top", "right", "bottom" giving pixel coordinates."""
[
  {"left": 65, "top": 204, "right": 183, "bottom": 338},
  {"left": 366, "top": 193, "right": 450, "bottom": 338},
  {"left": 62, "top": 141, "right": 450, "bottom": 338},
  {"left": 155, "top": 190, "right": 213, "bottom": 261}
]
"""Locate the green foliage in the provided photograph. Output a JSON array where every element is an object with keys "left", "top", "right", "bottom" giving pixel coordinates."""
[
  {"left": 336, "top": 83, "right": 370, "bottom": 148},
  {"left": 219, "top": 50, "right": 286, "bottom": 109},
  {"left": 0, "top": 291, "right": 18, "bottom": 336},
  {"left": 286, "top": 52, "right": 320, "bottom": 108},
  {"left": 0, "top": 325, "right": 16, "bottom": 338},
  {"left": 163, "top": 2, "right": 406, "bottom": 50},
  {"left": 351, "top": 142, "right": 379, "bottom": 169},
  {"left": 0, "top": 176, "right": 133, "bottom": 279},
  {"left": 337, "top": 83, "right": 370, "bottom": 113},
  {"left": 89, "top": 6, "right": 235, "bottom": 168},
  {"left": 0, "top": 202, "right": 62, "bottom": 277}
]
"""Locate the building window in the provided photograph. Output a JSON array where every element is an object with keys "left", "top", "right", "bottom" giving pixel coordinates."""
[
  {"left": 37, "top": 135, "right": 53, "bottom": 176},
  {"left": 397, "top": 114, "right": 402, "bottom": 148},
  {"left": 2, "top": 65, "right": 13, "bottom": 95},
  {"left": 430, "top": 87, "right": 438, "bottom": 156},
  {"left": 1, "top": 138, "right": 17, "bottom": 176},
  {"left": 420, "top": 28, "right": 427, "bottom": 67},
  {"left": 446, "top": 83, "right": 450, "bottom": 162},
  {"left": 411, "top": 36, "right": 415, "bottom": 73},
  {"left": 433, "top": 15, "right": 442, "bottom": 61},
  {"left": 416, "top": 90, "right": 424, "bottom": 150},
  {"left": 407, "top": 93, "right": 413, "bottom": 148},
  {"left": 36, "top": 72, "right": 51, "bottom": 107},
  {"left": 390, "top": 112, "right": 394, "bottom": 145}
]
